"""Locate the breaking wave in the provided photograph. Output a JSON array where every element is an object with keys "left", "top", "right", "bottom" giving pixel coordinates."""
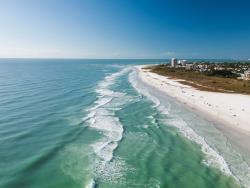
[{"left": 82, "top": 67, "right": 133, "bottom": 186}]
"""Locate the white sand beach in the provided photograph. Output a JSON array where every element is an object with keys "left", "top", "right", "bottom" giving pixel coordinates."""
[
  {"left": 137, "top": 65, "right": 250, "bottom": 138},
  {"left": 135, "top": 65, "right": 250, "bottom": 187}
]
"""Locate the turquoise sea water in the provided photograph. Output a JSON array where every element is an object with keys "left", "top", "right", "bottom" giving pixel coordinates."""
[{"left": 0, "top": 59, "right": 243, "bottom": 187}]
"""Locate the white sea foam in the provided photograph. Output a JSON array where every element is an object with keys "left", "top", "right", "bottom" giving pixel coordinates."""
[
  {"left": 83, "top": 67, "right": 133, "bottom": 184},
  {"left": 145, "top": 178, "right": 161, "bottom": 188},
  {"left": 129, "top": 70, "right": 161, "bottom": 108},
  {"left": 142, "top": 124, "right": 149, "bottom": 129},
  {"left": 129, "top": 69, "right": 235, "bottom": 178},
  {"left": 88, "top": 97, "right": 113, "bottom": 111},
  {"left": 166, "top": 117, "right": 232, "bottom": 175},
  {"left": 93, "top": 157, "right": 134, "bottom": 184},
  {"left": 81, "top": 111, "right": 96, "bottom": 122},
  {"left": 89, "top": 115, "right": 123, "bottom": 143},
  {"left": 86, "top": 68, "right": 130, "bottom": 161},
  {"left": 85, "top": 179, "right": 95, "bottom": 188}
]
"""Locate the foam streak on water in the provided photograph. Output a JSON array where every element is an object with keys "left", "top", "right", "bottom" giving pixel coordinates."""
[{"left": 82, "top": 67, "right": 132, "bottom": 186}]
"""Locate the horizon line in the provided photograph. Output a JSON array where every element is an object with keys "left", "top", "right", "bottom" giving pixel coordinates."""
[{"left": 0, "top": 57, "right": 248, "bottom": 61}]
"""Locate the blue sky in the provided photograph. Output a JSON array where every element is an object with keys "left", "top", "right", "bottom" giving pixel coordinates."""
[{"left": 0, "top": 0, "right": 249, "bottom": 59}]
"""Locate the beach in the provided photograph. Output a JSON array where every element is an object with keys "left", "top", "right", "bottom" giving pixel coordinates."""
[{"left": 136, "top": 65, "right": 250, "bottom": 162}]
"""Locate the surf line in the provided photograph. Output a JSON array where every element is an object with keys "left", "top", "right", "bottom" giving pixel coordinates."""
[
  {"left": 83, "top": 67, "right": 131, "bottom": 187},
  {"left": 128, "top": 68, "right": 238, "bottom": 181}
]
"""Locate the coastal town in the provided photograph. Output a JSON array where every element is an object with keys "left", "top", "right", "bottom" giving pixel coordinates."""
[{"left": 168, "top": 58, "right": 250, "bottom": 80}]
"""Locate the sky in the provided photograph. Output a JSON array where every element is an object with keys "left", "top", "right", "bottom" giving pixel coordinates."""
[{"left": 0, "top": 0, "right": 250, "bottom": 59}]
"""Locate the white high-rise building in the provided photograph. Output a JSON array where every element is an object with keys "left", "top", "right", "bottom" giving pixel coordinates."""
[
  {"left": 181, "top": 60, "right": 187, "bottom": 66},
  {"left": 171, "top": 58, "right": 177, "bottom": 67},
  {"left": 178, "top": 59, "right": 187, "bottom": 66}
]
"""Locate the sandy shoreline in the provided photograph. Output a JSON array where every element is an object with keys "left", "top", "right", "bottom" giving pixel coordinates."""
[
  {"left": 137, "top": 65, "right": 250, "bottom": 132},
  {"left": 136, "top": 65, "right": 250, "bottom": 162}
]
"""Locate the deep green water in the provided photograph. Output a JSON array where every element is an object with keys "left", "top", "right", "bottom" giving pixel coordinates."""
[{"left": 0, "top": 59, "right": 242, "bottom": 187}]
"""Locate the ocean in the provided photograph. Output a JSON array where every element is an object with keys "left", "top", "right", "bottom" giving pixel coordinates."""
[{"left": 0, "top": 59, "right": 242, "bottom": 187}]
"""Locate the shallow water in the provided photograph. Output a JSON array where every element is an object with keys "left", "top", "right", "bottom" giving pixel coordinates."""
[{"left": 0, "top": 59, "right": 242, "bottom": 187}]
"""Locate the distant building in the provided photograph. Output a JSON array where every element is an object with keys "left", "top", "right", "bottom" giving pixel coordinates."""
[
  {"left": 177, "top": 59, "right": 187, "bottom": 66},
  {"left": 244, "top": 70, "right": 250, "bottom": 80},
  {"left": 185, "top": 64, "right": 193, "bottom": 70},
  {"left": 238, "top": 69, "right": 250, "bottom": 80},
  {"left": 171, "top": 58, "right": 177, "bottom": 67},
  {"left": 181, "top": 60, "right": 187, "bottom": 66}
]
